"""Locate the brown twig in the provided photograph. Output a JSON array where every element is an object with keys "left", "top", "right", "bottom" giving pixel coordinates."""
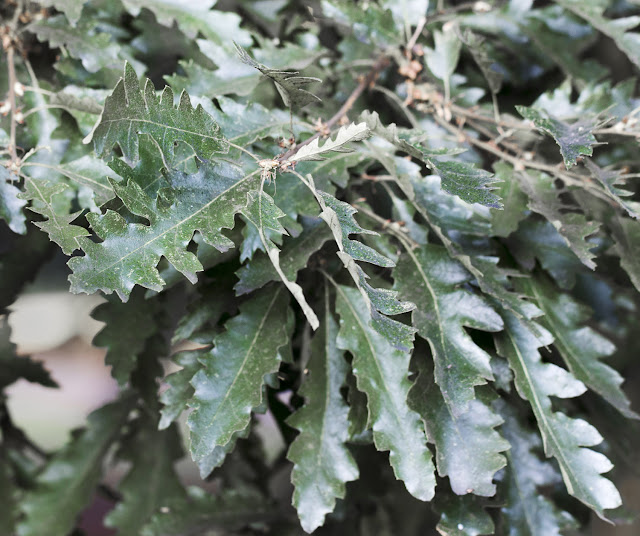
[
  {"left": 5, "top": 44, "right": 19, "bottom": 167},
  {"left": 278, "top": 54, "right": 390, "bottom": 162}
]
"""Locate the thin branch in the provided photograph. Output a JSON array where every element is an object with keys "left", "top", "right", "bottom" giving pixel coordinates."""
[
  {"left": 278, "top": 54, "right": 390, "bottom": 162},
  {"left": 5, "top": 45, "right": 19, "bottom": 166}
]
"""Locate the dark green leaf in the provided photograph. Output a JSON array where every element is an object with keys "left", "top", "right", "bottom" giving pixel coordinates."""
[
  {"left": 395, "top": 244, "right": 503, "bottom": 415},
  {"left": 287, "top": 297, "right": 359, "bottom": 533},
  {"left": 525, "top": 276, "right": 637, "bottom": 419},
  {"left": 91, "top": 62, "right": 229, "bottom": 164},
  {"left": 408, "top": 353, "right": 509, "bottom": 497},
  {"left": 92, "top": 290, "right": 162, "bottom": 385},
  {"left": 335, "top": 284, "right": 436, "bottom": 501},
  {"left": 498, "top": 401, "right": 579, "bottom": 536},
  {"left": 612, "top": 215, "right": 640, "bottom": 292},
  {"left": 517, "top": 106, "right": 597, "bottom": 168},
  {"left": 188, "top": 285, "right": 293, "bottom": 463},
  {"left": 435, "top": 492, "right": 495, "bottom": 536},
  {"left": 429, "top": 159, "right": 501, "bottom": 208},
  {"left": 17, "top": 397, "right": 133, "bottom": 536},
  {"left": 495, "top": 312, "right": 622, "bottom": 518},
  {"left": 68, "top": 162, "right": 260, "bottom": 300}
]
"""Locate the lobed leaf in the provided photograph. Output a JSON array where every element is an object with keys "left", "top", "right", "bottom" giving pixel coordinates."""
[
  {"left": 0, "top": 168, "right": 27, "bottom": 235},
  {"left": 17, "top": 397, "right": 133, "bottom": 536},
  {"left": 335, "top": 284, "right": 436, "bottom": 501},
  {"left": 495, "top": 312, "right": 622, "bottom": 518},
  {"left": 288, "top": 122, "right": 370, "bottom": 163},
  {"left": 188, "top": 285, "right": 293, "bottom": 463},
  {"left": 91, "top": 62, "right": 229, "bottom": 165},
  {"left": 68, "top": 162, "right": 260, "bottom": 301},
  {"left": 287, "top": 297, "right": 359, "bottom": 533},
  {"left": 395, "top": 244, "right": 503, "bottom": 415},
  {"left": 517, "top": 106, "right": 598, "bottom": 168}
]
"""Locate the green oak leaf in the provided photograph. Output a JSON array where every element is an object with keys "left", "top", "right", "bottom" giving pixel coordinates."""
[
  {"left": 38, "top": 0, "right": 86, "bottom": 25},
  {"left": 524, "top": 276, "right": 637, "bottom": 419},
  {"left": 517, "top": 106, "right": 597, "bottom": 168},
  {"left": 68, "top": 162, "right": 260, "bottom": 301},
  {"left": 188, "top": 285, "right": 293, "bottom": 463},
  {"left": 314, "top": 186, "right": 416, "bottom": 350},
  {"left": 395, "top": 244, "right": 503, "bottom": 415},
  {"left": 104, "top": 420, "right": 186, "bottom": 534},
  {"left": 555, "top": 0, "right": 640, "bottom": 70},
  {"left": 498, "top": 401, "right": 579, "bottom": 536},
  {"left": 335, "top": 284, "right": 436, "bottom": 501},
  {"left": 428, "top": 159, "right": 502, "bottom": 209},
  {"left": 91, "top": 290, "right": 162, "bottom": 385},
  {"left": 585, "top": 160, "right": 640, "bottom": 219},
  {"left": 139, "top": 486, "right": 270, "bottom": 536},
  {"left": 19, "top": 178, "right": 90, "bottom": 255},
  {"left": 91, "top": 62, "right": 229, "bottom": 165},
  {"left": 287, "top": 296, "right": 359, "bottom": 533},
  {"left": 159, "top": 350, "right": 201, "bottom": 430},
  {"left": 408, "top": 353, "right": 509, "bottom": 497},
  {"left": 17, "top": 397, "right": 133, "bottom": 536},
  {"left": 495, "top": 312, "right": 622, "bottom": 518},
  {"left": 31, "top": 15, "right": 121, "bottom": 73},
  {"left": 518, "top": 170, "right": 599, "bottom": 270},
  {"left": 490, "top": 162, "right": 528, "bottom": 237},
  {"left": 235, "top": 218, "right": 330, "bottom": 296}
]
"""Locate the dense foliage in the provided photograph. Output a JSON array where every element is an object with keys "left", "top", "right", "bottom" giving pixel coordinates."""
[{"left": 2, "top": 0, "right": 640, "bottom": 534}]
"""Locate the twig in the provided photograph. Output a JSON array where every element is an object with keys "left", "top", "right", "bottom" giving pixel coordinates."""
[
  {"left": 278, "top": 54, "right": 390, "bottom": 162},
  {"left": 5, "top": 45, "right": 19, "bottom": 167}
]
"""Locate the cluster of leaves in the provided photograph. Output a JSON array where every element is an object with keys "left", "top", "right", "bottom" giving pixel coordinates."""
[{"left": 2, "top": 0, "right": 640, "bottom": 534}]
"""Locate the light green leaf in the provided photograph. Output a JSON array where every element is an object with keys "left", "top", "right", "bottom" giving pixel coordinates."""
[
  {"left": 490, "top": 162, "right": 528, "bottom": 237},
  {"left": 31, "top": 16, "right": 121, "bottom": 73},
  {"left": 287, "top": 297, "right": 359, "bottom": 533},
  {"left": 235, "top": 43, "right": 322, "bottom": 110},
  {"left": 428, "top": 159, "right": 501, "bottom": 209},
  {"left": 425, "top": 25, "right": 462, "bottom": 100},
  {"left": 524, "top": 276, "right": 637, "bottom": 419},
  {"left": 17, "top": 397, "right": 133, "bottom": 536},
  {"left": 315, "top": 187, "right": 416, "bottom": 350},
  {"left": 335, "top": 284, "right": 436, "bottom": 501},
  {"left": 241, "top": 189, "right": 319, "bottom": 329},
  {"left": 91, "top": 62, "right": 229, "bottom": 165},
  {"left": 518, "top": 170, "right": 599, "bottom": 270},
  {"left": 288, "top": 122, "right": 370, "bottom": 163},
  {"left": 555, "top": 0, "right": 640, "bottom": 70},
  {"left": 188, "top": 285, "right": 292, "bottom": 462},
  {"left": 92, "top": 291, "right": 161, "bottom": 385},
  {"left": 612, "top": 216, "right": 640, "bottom": 293},
  {"left": 435, "top": 492, "right": 495, "bottom": 536},
  {"left": 19, "top": 178, "right": 90, "bottom": 255},
  {"left": 121, "top": 0, "right": 252, "bottom": 45},
  {"left": 517, "top": 106, "right": 598, "bottom": 168},
  {"left": 321, "top": 0, "right": 401, "bottom": 47},
  {"left": 38, "top": 0, "right": 85, "bottom": 25},
  {"left": 495, "top": 312, "right": 622, "bottom": 518},
  {"left": 498, "top": 401, "right": 579, "bottom": 536},
  {"left": 68, "top": 162, "right": 260, "bottom": 301},
  {"left": 105, "top": 421, "right": 186, "bottom": 534},
  {"left": 0, "top": 168, "right": 27, "bottom": 235},
  {"left": 395, "top": 245, "right": 503, "bottom": 415}
]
